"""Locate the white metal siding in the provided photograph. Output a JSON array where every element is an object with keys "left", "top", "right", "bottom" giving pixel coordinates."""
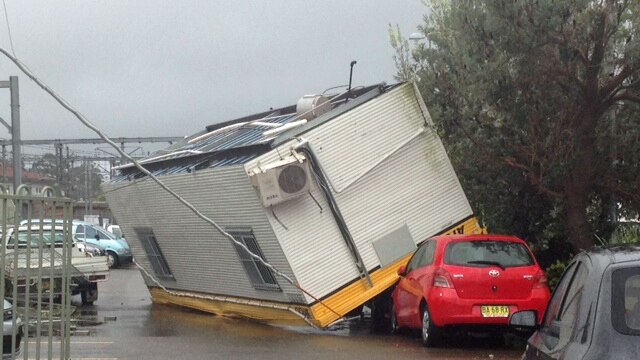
[
  {"left": 102, "top": 166, "right": 300, "bottom": 303},
  {"left": 245, "top": 83, "right": 473, "bottom": 300}
]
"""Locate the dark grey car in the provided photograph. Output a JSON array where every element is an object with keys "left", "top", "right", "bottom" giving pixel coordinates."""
[{"left": 509, "top": 245, "right": 640, "bottom": 360}]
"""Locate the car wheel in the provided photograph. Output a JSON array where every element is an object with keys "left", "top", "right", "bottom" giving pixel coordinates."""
[
  {"left": 107, "top": 251, "right": 119, "bottom": 268},
  {"left": 390, "top": 304, "right": 399, "bottom": 334},
  {"left": 421, "top": 304, "right": 442, "bottom": 347},
  {"left": 81, "top": 283, "right": 98, "bottom": 305}
]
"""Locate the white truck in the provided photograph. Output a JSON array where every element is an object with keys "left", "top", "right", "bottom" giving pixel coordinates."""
[{"left": 3, "top": 224, "right": 109, "bottom": 305}]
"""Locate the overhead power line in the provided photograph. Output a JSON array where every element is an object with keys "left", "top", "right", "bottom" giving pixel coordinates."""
[{"left": 0, "top": 136, "right": 183, "bottom": 146}]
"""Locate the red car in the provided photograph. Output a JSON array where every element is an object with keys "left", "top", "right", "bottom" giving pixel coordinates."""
[{"left": 390, "top": 234, "right": 550, "bottom": 346}]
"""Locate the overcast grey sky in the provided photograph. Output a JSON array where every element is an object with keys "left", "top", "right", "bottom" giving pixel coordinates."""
[{"left": 0, "top": 0, "right": 425, "bottom": 154}]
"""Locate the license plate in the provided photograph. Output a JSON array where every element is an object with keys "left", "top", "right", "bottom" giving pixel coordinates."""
[{"left": 481, "top": 305, "right": 509, "bottom": 317}]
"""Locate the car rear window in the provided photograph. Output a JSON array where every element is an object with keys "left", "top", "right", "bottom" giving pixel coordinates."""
[
  {"left": 612, "top": 267, "right": 640, "bottom": 336},
  {"left": 444, "top": 240, "right": 534, "bottom": 268}
]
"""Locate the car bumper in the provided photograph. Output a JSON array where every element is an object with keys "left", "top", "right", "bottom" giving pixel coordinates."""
[
  {"left": 2, "top": 318, "right": 23, "bottom": 358},
  {"left": 118, "top": 253, "right": 133, "bottom": 264},
  {"left": 427, "top": 288, "right": 549, "bottom": 327}
]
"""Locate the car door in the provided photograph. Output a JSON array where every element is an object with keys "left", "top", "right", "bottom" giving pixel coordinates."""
[
  {"left": 525, "top": 260, "right": 588, "bottom": 360},
  {"left": 395, "top": 240, "right": 437, "bottom": 327}
]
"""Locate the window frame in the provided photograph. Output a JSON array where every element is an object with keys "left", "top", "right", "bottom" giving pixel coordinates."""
[
  {"left": 134, "top": 227, "right": 173, "bottom": 279},
  {"left": 229, "top": 230, "right": 280, "bottom": 291}
]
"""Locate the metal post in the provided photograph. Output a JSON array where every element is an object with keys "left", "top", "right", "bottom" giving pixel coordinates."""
[
  {"left": 66, "top": 146, "right": 71, "bottom": 196},
  {"left": 1, "top": 145, "right": 5, "bottom": 185},
  {"left": 88, "top": 161, "right": 93, "bottom": 214},
  {"left": 9, "top": 76, "right": 20, "bottom": 192},
  {"left": 0, "top": 76, "right": 20, "bottom": 193},
  {"left": 84, "top": 160, "right": 89, "bottom": 215},
  {"left": 56, "top": 142, "right": 63, "bottom": 190},
  {"left": 120, "top": 141, "right": 126, "bottom": 166}
]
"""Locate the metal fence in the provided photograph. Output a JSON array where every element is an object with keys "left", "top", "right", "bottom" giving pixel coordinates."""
[{"left": 0, "top": 185, "right": 73, "bottom": 359}]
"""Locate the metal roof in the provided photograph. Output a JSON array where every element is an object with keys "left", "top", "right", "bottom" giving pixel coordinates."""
[{"left": 107, "top": 83, "right": 392, "bottom": 184}]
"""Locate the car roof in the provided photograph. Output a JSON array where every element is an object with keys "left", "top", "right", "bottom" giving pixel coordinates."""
[
  {"left": 20, "top": 219, "right": 97, "bottom": 226},
  {"left": 431, "top": 234, "right": 524, "bottom": 243},
  {"left": 16, "top": 225, "right": 64, "bottom": 231},
  {"left": 580, "top": 244, "right": 640, "bottom": 266}
]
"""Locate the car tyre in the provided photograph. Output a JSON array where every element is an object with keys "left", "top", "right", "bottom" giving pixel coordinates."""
[
  {"left": 390, "top": 304, "right": 400, "bottom": 335},
  {"left": 107, "top": 251, "right": 119, "bottom": 269},
  {"left": 81, "top": 283, "right": 98, "bottom": 306},
  {"left": 421, "top": 304, "right": 442, "bottom": 347}
]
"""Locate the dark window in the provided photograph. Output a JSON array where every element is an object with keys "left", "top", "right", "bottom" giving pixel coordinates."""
[
  {"left": 134, "top": 228, "right": 172, "bottom": 278},
  {"left": 407, "top": 240, "right": 436, "bottom": 273},
  {"left": 75, "top": 224, "right": 85, "bottom": 239},
  {"left": 95, "top": 227, "right": 115, "bottom": 240},
  {"left": 444, "top": 240, "right": 534, "bottom": 268},
  {"left": 85, "top": 226, "right": 97, "bottom": 240},
  {"left": 539, "top": 261, "right": 588, "bottom": 350},
  {"left": 612, "top": 267, "right": 640, "bottom": 336},
  {"left": 229, "top": 231, "right": 279, "bottom": 291}
]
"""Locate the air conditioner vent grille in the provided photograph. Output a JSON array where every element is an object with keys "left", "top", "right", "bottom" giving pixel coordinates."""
[{"left": 278, "top": 165, "right": 307, "bottom": 194}]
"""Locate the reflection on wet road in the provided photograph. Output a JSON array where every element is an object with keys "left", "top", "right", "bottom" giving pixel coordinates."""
[{"left": 55, "top": 265, "right": 524, "bottom": 359}]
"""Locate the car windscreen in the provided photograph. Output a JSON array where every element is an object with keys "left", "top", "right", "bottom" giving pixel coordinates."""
[
  {"left": 8, "top": 231, "right": 66, "bottom": 246},
  {"left": 444, "top": 240, "right": 534, "bottom": 268},
  {"left": 612, "top": 267, "right": 640, "bottom": 336}
]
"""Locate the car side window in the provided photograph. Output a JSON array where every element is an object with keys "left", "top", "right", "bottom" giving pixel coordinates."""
[
  {"left": 406, "top": 240, "right": 435, "bottom": 273},
  {"left": 85, "top": 226, "right": 97, "bottom": 239},
  {"left": 611, "top": 267, "right": 640, "bottom": 336},
  {"left": 540, "top": 261, "right": 587, "bottom": 350},
  {"left": 421, "top": 240, "right": 436, "bottom": 266},
  {"left": 96, "top": 227, "right": 113, "bottom": 240},
  {"left": 75, "top": 225, "right": 85, "bottom": 240}
]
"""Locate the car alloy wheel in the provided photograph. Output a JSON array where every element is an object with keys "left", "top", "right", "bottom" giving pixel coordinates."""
[
  {"left": 421, "top": 305, "right": 441, "bottom": 347},
  {"left": 107, "top": 252, "right": 117, "bottom": 268}
]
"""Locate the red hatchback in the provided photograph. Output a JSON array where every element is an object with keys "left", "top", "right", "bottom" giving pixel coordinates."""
[{"left": 391, "top": 234, "right": 550, "bottom": 346}]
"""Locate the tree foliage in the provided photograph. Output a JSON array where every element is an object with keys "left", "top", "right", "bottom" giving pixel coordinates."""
[
  {"left": 31, "top": 154, "right": 104, "bottom": 201},
  {"left": 393, "top": 0, "right": 640, "bottom": 255}
]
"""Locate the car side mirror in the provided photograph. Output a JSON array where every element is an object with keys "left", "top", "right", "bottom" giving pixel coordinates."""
[
  {"left": 95, "top": 234, "right": 100, "bottom": 241},
  {"left": 397, "top": 265, "right": 407, "bottom": 277},
  {"left": 509, "top": 310, "right": 539, "bottom": 330}
]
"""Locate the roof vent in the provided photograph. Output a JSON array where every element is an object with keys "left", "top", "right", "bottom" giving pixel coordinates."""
[{"left": 296, "top": 95, "right": 330, "bottom": 120}]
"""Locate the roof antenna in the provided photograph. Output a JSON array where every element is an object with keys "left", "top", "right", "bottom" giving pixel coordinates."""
[{"left": 347, "top": 60, "right": 357, "bottom": 94}]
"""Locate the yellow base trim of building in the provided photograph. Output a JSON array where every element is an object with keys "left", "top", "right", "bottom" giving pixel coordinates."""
[
  {"left": 149, "top": 217, "right": 485, "bottom": 328},
  {"left": 150, "top": 287, "right": 312, "bottom": 327}
]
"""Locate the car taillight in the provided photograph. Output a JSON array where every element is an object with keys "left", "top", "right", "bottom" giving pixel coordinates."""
[
  {"left": 433, "top": 267, "right": 455, "bottom": 288},
  {"left": 533, "top": 269, "right": 548, "bottom": 289}
]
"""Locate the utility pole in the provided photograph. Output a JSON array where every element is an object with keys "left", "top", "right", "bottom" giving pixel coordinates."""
[
  {"left": 56, "top": 142, "right": 63, "bottom": 190},
  {"left": 1, "top": 145, "right": 5, "bottom": 185},
  {"left": 66, "top": 146, "right": 71, "bottom": 196},
  {"left": 0, "top": 76, "right": 20, "bottom": 192},
  {"left": 88, "top": 161, "right": 92, "bottom": 215}
]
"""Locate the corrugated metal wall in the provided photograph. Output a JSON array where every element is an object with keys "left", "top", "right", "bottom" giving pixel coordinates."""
[
  {"left": 245, "top": 83, "right": 473, "bottom": 300},
  {"left": 102, "top": 166, "right": 300, "bottom": 303}
]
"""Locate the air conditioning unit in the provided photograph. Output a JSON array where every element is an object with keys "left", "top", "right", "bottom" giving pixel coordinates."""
[{"left": 251, "top": 160, "right": 312, "bottom": 207}]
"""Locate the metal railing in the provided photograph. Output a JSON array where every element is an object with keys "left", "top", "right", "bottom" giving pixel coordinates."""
[{"left": 0, "top": 185, "right": 73, "bottom": 359}]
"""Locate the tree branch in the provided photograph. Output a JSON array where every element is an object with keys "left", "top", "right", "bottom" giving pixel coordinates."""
[{"left": 600, "top": 65, "right": 637, "bottom": 98}]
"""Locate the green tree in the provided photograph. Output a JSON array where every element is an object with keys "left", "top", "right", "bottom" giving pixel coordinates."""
[
  {"left": 30, "top": 153, "right": 59, "bottom": 179},
  {"left": 30, "top": 154, "right": 104, "bottom": 201},
  {"left": 393, "top": 0, "right": 640, "bottom": 252}
]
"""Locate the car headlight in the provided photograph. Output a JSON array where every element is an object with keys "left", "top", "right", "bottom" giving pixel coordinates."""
[{"left": 3, "top": 308, "right": 13, "bottom": 321}]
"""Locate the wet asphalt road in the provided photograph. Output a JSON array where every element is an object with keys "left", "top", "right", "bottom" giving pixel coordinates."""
[{"left": 46, "top": 264, "right": 524, "bottom": 359}]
